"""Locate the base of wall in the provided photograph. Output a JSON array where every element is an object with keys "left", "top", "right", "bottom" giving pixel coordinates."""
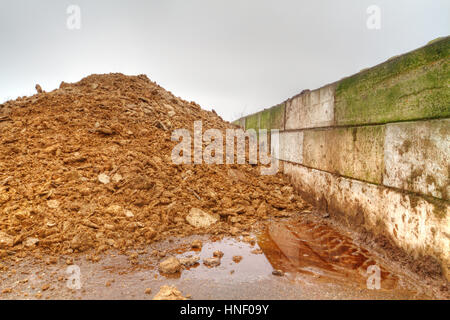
[{"left": 282, "top": 161, "right": 450, "bottom": 281}]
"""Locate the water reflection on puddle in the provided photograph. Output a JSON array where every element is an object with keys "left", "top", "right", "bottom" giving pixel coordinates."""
[
  {"left": 174, "top": 237, "right": 274, "bottom": 282},
  {"left": 174, "top": 217, "right": 399, "bottom": 290},
  {"left": 259, "top": 218, "right": 398, "bottom": 289}
]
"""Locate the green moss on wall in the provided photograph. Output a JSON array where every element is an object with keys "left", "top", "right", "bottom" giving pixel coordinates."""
[
  {"left": 259, "top": 109, "right": 271, "bottom": 130},
  {"left": 336, "top": 37, "right": 450, "bottom": 125},
  {"left": 245, "top": 112, "right": 260, "bottom": 131},
  {"left": 303, "top": 125, "right": 385, "bottom": 184},
  {"left": 259, "top": 103, "right": 285, "bottom": 131}
]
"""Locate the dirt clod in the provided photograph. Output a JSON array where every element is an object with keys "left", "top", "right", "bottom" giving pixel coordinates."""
[
  {"left": 191, "top": 240, "right": 203, "bottom": 249},
  {"left": 203, "top": 257, "right": 221, "bottom": 267},
  {"left": 232, "top": 255, "right": 243, "bottom": 263},
  {"left": 159, "top": 256, "right": 182, "bottom": 274},
  {"left": 272, "top": 270, "right": 285, "bottom": 277},
  {"left": 35, "top": 84, "right": 43, "bottom": 94},
  {"left": 2, "top": 288, "right": 12, "bottom": 294},
  {"left": 251, "top": 249, "right": 263, "bottom": 255},
  {"left": 213, "top": 250, "right": 224, "bottom": 258},
  {"left": 179, "top": 256, "right": 200, "bottom": 267},
  {"left": 153, "top": 285, "right": 186, "bottom": 300},
  {"left": 186, "top": 208, "right": 218, "bottom": 228}
]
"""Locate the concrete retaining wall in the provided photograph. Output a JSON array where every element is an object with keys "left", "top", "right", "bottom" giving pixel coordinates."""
[{"left": 233, "top": 37, "right": 450, "bottom": 279}]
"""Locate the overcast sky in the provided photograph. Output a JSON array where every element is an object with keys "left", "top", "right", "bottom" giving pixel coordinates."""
[{"left": 0, "top": 0, "right": 449, "bottom": 121}]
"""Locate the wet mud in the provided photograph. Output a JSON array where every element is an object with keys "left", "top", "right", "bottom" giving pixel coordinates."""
[{"left": 1, "top": 214, "right": 442, "bottom": 300}]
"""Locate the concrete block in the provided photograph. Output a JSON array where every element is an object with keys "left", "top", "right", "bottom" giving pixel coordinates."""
[
  {"left": 232, "top": 118, "right": 245, "bottom": 128},
  {"left": 259, "top": 103, "right": 285, "bottom": 130},
  {"left": 245, "top": 112, "right": 260, "bottom": 131},
  {"left": 270, "top": 131, "right": 280, "bottom": 160},
  {"left": 283, "top": 162, "right": 450, "bottom": 280},
  {"left": 310, "top": 89, "right": 320, "bottom": 105},
  {"left": 271, "top": 131, "right": 303, "bottom": 164},
  {"left": 240, "top": 117, "right": 246, "bottom": 129},
  {"left": 384, "top": 119, "right": 450, "bottom": 200},
  {"left": 335, "top": 37, "right": 450, "bottom": 125},
  {"left": 303, "top": 125, "right": 385, "bottom": 184},
  {"left": 320, "top": 84, "right": 335, "bottom": 102},
  {"left": 285, "top": 84, "right": 336, "bottom": 130}
]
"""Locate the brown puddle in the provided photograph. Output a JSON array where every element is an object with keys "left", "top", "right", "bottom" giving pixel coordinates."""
[
  {"left": 171, "top": 237, "right": 274, "bottom": 282},
  {"left": 164, "top": 216, "right": 402, "bottom": 292},
  {"left": 258, "top": 218, "right": 398, "bottom": 289},
  {"left": 68, "top": 216, "right": 427, "bottom": 298},
  {"left": 0, "top": 216, "right": 433, "bottom": 299}
]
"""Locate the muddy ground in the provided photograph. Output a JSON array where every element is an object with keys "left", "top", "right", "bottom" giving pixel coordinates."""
[{"left": 1, "top": 211, "right": 448, "bottom": 300}]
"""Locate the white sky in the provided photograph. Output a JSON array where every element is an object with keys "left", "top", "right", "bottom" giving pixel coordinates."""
[{"left": 0, "top": 0, "right": 449, "bottom": 121}]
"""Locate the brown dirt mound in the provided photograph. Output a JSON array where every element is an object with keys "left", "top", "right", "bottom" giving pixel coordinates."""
[{"left": 0, "top": 73, "right": 308, "bottom": 260}]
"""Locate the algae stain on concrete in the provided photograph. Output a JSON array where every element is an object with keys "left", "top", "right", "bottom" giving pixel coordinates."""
[{"left": 335, "top": 37, "right": 450, "bottom": 125}]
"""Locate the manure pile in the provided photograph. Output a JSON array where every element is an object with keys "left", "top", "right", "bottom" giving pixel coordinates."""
[{"left": 0, "top": 73, "right": 307, "bottom": 260}]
